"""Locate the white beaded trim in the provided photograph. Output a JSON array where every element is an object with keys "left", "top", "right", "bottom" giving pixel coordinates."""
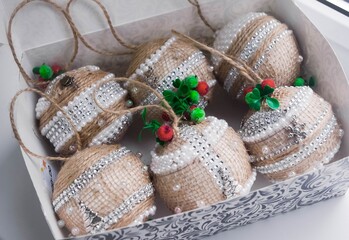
[
  {"left": 53, "top": 147, "right": 130, "bottom": 211},
  {"left": 89, "top": 113, "right": 132, "bottom": 146},
  {"left": 129, "top": 36, "right": 177, "bottom": 80},
  {"left": 150, "top": 116, "right": 227, "bottom": 175},
  {"left": 239, "top": 169, "right": 257, "bottom": 196},
  {"left": 40, "top": 74, "right": 127, "bottom": 152},
  {"left": 35, "top": 65, "right": 100, "bottom": 119},
  {"left": 241, "top": 87, "right": 313, "bottom": 143},
  {"left": 224, "top": 19, "right": 280, "bottom": 93},
  {"left": 132, "top": 205, "right": 157, "bottom": 225},
  {"left": 256, "top": 116, "right": 338, "bottom": 174},
  {"left": 212, "top": 12, "right": 266, "bottom": 67}
]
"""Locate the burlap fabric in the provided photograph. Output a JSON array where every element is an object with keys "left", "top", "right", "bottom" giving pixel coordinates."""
[
  {"left": 242, "top": 87, "right": 342, "bottom": 181},
  {"left": 152, "top": 118, "right": 253, "bottom": 212},
  {"left": 215, "top": 13, "right": 300, "bottom": 98},
  {"left": 126, "top": 37, "right": 216, "bottom": 119},
  {"left": 53, "top": 145, "right": 154, "bottom": 235},
  {"left": 38, "top": 67, "right": 130, "bottom": 155}
]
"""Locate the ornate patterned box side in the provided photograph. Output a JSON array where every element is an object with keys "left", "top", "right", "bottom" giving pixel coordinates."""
[
  {"left": 75, "top": 157, "right": 349, "bottom": 240},
  {"left": 16, "top": 0, "right": 349, "bottom": 239}
]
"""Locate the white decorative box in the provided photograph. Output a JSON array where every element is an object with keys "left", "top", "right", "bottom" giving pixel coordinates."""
[{"left": 7, "top": 0, "right": 349, "bottom": 239}]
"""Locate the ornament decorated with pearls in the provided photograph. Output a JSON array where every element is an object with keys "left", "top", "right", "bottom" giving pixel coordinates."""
[
  {"left": 35, "top": 66, "right": 132, "bottom": 154},
  {"left": 151, "top": 116, "right": 256, "bottom": 213},
  {"left": 125, "top": 36, "right": 217, "bottom": 113},
  {"left": 52, "top": 145, "right": 155, "bottom": 236},
  {"left": 213, "top": 12, "right": 301, "bottom": 99},
  {"left": 240, "top": 86, "right": 343, "bottom": 181}
]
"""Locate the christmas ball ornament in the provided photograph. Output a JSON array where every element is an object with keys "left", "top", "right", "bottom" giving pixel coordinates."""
[
  {"left": 212, "top": 12, "right": 301, "bottom": 99},
  {"left": 35, "top": 66, "right": 132, "bottom": 155},
  {"left": 240, "top": 86, "right": 343, "bottom": 181},
  {"left": 150, "top": 116, "right": 256, "bottom": 212},
  {"left": 53, "top": 145, "right": 155, "bottom": 235},
  {"left": 125, "top": 36, "right": 217, "bottom": 113}
]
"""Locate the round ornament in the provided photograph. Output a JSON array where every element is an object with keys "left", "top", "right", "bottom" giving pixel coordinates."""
[
  {"left": 35, "top": 66, "right": 132, "bottom": 155},
  {"left": 240, "top": 86, "right": 343, "bottom": 181},
  {"left": 125, "top": 36, "right": 217, "bottom": 115},
  {"left": 150, "top": 116, "right": 256, "bottom": 212},
  {"left": 212, "top": 12, "right": 301, "bottom": 99},
  {"left": 52, "top": 145, "right": 155, "bottom": 235}
]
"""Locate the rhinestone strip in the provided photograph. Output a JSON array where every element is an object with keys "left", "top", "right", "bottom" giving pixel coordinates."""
[
  {"left": 52, "top": 147, "right": 130, "bottom": 211},
  {"left": 249, "top": 108, "right": 329, "bottom": 163},
  {"left": 180, "top": 125, "right": 241, "bottom": 198},
  {"left": 256, "top": 116, "right": 338, "bottom": 174},
  {"left": 129, "top": 37, "right": 177, "bottom": 80},
  {"left": 89, "top": 113, "right": 132, "bottom": 146},
  {"left": 240, "top": 87, "right": 313, "bottom": 143},
  {"left": 236, "top": 30, "right": 293, "bottom": 99},
  {"left": 40, "top": 74, "right": 127, "bottom": 152},
  {"left": 252, "top": 30, "right": 292, "bottom": 72},
  {"left": 224, "top": 20, "right": 280, "bottom": 92},
  {"left": 140, "top": 51, "right": 216, "bottom": 106},
  {"left": 93, "top": 183, "right": 154, "bottom": 233},
  {"left": 151, "top": 116, "right": 227, "bottom": 175},
  {"left": 212, "top": 12, "right": 266, "bottom": 67},
  {"left": 35, "top": 65, "right": 100, "bottom": 119}
]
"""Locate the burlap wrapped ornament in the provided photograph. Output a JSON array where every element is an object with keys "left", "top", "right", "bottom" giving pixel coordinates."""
[
  {"left": 35, "top": 66, "right": 132, "bottom": 155},
  {"left": 240, "top": 86, "right": 343, "bottom": 181},
  {"left": 52, "top": 144, "right": 155, "bottom": 236},
  {"left": 150, "top": 116, "right": 256, "bottom": 213},
  {"left": 125, "top": 36, "right": 217, "bottom": 117},
  {"left": 212, "top": 12, "right": 301, "bottom": 99}
]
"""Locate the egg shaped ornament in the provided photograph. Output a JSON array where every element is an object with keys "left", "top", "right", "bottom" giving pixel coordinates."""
[
  {"left": 125, "top": 36, "right": 217, "bottom": 118},
  {"left": 35, "top": 66, "right": 132, "bottom": 155},
  {"left": 52, "top": 145, "right": 155, "bottom": 236},
  {"left": 150, "top": 116, "right": 256, "bottom": 213},
  {"left": 240, "top": 86, "right": 343, "bottom": 181},
  {"left": 212, "top": 12, "right": 301, "bottom": 99}
]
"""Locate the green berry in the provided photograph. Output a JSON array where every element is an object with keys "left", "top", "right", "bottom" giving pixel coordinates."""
[
  {"left": 294, "top": 77, "right": 305, "bottom": 87},
  {"left": 189, "top": 90, "right": 200, "bottom": 104},
  {"left": 39, "top": 64, "right": 53, "bottom": 80},
  {"left": 178, "top": 84, "right": 190, "bottom": 97},
  {"left": 32, "top": 66, "right": 40, "bottom": 74},
  {"left": 190, "top": 108, "right": 205, "bottom": 123},
  {"left": 185, "top": 75, "right": 199, "bottom": 89}
]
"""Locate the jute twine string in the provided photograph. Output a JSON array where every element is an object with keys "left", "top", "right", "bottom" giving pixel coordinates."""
[
  {"left": 7, "top": 0, "right": 79, "bottom": 87},
  {"left": 187, "top": 0, "right": 215, "bottom": 33},
  {"left": 172, "top": 30, "right": 263, "bottom": 84},
  {"left": 66, "top": 0, "right": 137, "bottom": 55},
  {"left": 9, "top": 88, "right": 82, "bottom": 161},
  {"left": 93, "top": 77, "right": 181, "bottom": 133}
]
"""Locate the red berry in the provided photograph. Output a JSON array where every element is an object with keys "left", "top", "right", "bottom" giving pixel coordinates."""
[
  {"left": 51, "top": 64, "right": 62, "bottom": 74},
  {"left": 243, "top": 86, "right": 254, "bottom": 97},
  {"left": 161, "top": 112, "right": 170, "bottom": 121},
  {"left": 261, "top": 78, "right": 276, "bottom": 89},
  {"left": 190, "top": 105, "right": 197, "bottom": 111},
  {"left": 157, "top": 124, "right": 174, "bottom": 142},
  {"left": 196, "top": 81, "right": 209, "bottom": 96}
]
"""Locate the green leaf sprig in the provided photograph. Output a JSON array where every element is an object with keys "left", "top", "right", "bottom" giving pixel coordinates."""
[
  {"left": 245, "top": 82, "right": 279, "bottom": 111},
  {"left": 163, "top": 75, "right": 206, "bottom": 123},
  {"left": 293, "top": 76, "right": 315, "bottom": 87},
  {"left": 139, "top": 108, "right": 165, "bottom": 145}
]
